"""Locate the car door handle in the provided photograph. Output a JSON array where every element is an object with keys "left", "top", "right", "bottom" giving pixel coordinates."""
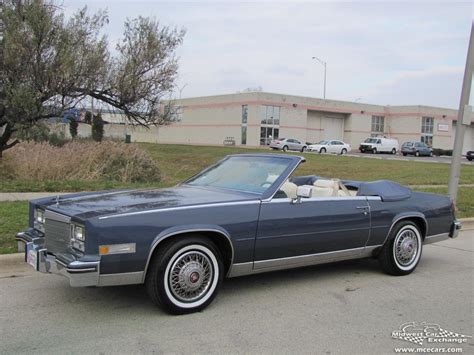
[{"left": 356, "top": 206, "right": 369, "bottom": 210}]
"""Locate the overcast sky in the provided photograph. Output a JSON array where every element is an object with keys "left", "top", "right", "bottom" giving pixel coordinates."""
[{"left": 63, "top": 0, "right": 472, "bottom": 108}]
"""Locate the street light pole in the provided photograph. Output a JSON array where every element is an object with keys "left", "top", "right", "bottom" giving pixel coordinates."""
[
  {"left": 312, "top": 56, "right": 327, "bottom": 99},
  {"left": 447, "top": 22, "right": 474, "bottom": 203}
]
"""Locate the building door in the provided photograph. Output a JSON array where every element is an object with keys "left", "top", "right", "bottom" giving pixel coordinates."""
[{"left": 321, "top": 116, "right": 344, "bottom": 140}]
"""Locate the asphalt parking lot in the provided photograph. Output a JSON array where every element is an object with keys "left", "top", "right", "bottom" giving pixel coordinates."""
[{"left": 0, "top": 231, "right": 472, "bottom": 354}]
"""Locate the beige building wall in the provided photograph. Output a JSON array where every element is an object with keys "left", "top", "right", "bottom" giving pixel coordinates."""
[{"left": 53, "top": 91, "right": 473, "bottom": 154}]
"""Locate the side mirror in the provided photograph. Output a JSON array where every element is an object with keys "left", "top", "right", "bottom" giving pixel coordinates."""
[{"left": 293, "top": 186, "right": 312, "bottom": 204}]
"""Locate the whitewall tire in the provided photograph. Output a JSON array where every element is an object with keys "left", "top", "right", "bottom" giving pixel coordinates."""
[
  {"left": 378, "top": 221, "right": 423, "bottom": 276},
  {"left": 146, "top": 236, "right": 223, "bottom": 314}
]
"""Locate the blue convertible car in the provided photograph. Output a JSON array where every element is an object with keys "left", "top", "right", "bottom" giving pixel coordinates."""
[{"left": 16, "top": 154, "right": 461, "bottom": 314}]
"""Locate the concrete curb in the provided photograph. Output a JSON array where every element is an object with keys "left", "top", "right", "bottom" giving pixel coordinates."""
[{"left": 459, "top": 217, "right": 474, "bottom": 230}]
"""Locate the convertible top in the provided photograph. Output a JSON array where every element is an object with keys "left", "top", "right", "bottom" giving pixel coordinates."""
[{"left": 354, "top": 180, "right": 412, "bottom": 202}]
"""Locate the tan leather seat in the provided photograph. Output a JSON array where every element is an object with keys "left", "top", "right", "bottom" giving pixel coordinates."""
[
  {"left": 280, "top": 181, "right": 298, "bottom": 199},
  {"left": 312, "top": 179, "right": 339, "bottom": 197}
]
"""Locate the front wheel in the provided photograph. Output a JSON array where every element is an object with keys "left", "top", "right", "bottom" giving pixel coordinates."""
[
  {"left": 415, "top": 151, "right": 420, "bottom": 157},
  {"left": 372, "top": 148, "right": 377, "bottom": 154},
  {"left": 378, "top": 221, "right": 423, "bottom": 276},
  {"left": 146, "top": 236, "right": 223, "bottom": 314},
  {"left": 282, "top": 145, "right": 288, "bottom": 152},
  {"left": 341, "top": 148, "right": 347, "bottom": 155}
]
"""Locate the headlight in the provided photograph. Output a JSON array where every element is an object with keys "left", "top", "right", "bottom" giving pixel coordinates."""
[
  {"left": 34, "top": 208, "right": 45, "bottom": 232},
  {"left": 71, "top": 224, "right": 86, "bottom": 252}
]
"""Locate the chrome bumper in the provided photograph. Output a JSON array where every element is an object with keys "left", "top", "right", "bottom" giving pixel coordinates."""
[
  {"left": 450, "top": 220, "right": 462, "bottom": 239},
  {"left": 16, "top": 230, "right": 100, "bottom": 287}
]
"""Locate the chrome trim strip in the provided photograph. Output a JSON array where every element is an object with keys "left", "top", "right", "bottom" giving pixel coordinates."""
[
  {"left": 228, "top": 262, "right": 253, "bottom": 277},
  {"left": 99, "top": 200, "right": 260, "bottom": 220},
  {"left": 265, "top": 196, "right": 381, "bottom": 203},
  {"left": 66, "top": 267, "right": 97, "bottom": 273},
  {"left": 227, "top": 246, "right": 380, "bottom": 277},
  {"left": 142, "top": 228, "right": 235, "bottom": 282},
  {"left": 424, "top": 233, "right": 450, "bottom": 244},
  {"left": 98, "top": 272, "right": 144, "bottom": 286},
  {"left": 44, "top": 210, "right": 71, "bottom": 223}
]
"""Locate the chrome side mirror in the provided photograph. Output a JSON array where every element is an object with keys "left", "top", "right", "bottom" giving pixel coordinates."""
[{"left": 292, "top": 185, "right": 312, "bottom": 204}]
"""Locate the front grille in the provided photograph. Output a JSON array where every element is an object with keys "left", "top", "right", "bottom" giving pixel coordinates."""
[{"left": 44, "top": 211, "right": 71, "bottom": 254}]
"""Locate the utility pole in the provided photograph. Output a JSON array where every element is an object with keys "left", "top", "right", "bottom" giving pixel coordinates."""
[
  {"left": 312, "top": 56, "right": 327, "bottom": 99},
  {"left": 448, "top": 22, "right": 474, "bottom": 202}
]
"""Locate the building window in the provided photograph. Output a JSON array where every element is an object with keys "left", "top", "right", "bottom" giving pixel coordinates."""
[
  {"left": 261, "top": 105, "right": 280, "bottom": 125},
  {"left": 241, "top": 105, "right": 248, "bottom": 145},
  {"left": 260, "top": 105, "right": 280, "bottom": 145},
  {"left": 241, "top": 105, "right": 248, "bottom": 124},
  {"left": 371, "top": 115, "right": 384, "bottom": 134},
  {"left": 421, "top": 116, "right": 434, "bottom": 147},
  {"left": 241, "top": 126, "right": 247, "bottom": 145}
]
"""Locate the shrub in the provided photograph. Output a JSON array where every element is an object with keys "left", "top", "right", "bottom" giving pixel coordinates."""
[
  {"left": 1, "top": 141, "right": 161, "bottom": 183},
  {"left": 69, "top": 119, "right": 78, "bottom": 138},
  {"left": 91, "top": 113, "right": 104, "bottom": 142},
  {"left": 84, "top": 111, "right": 93, "bottom": 124}
]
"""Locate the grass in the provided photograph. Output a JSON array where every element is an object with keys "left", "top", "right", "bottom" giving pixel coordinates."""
[
  {"left": 1, "top": 143, "right": 473, "bottom": 254},
  {"left": 139, "top": 143, "right": 474, "bottom": 187},
  {"left": 0, "top": 201, "right": 29, "bottom": 254}
]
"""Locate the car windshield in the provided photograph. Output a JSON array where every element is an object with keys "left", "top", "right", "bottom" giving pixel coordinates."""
[
  {"left": 317, "top": 140, "right": 329, "bottom": 145},
  {"left": 185, "top": 156, "right": 290, "bottom": 194},
  {"left": 364, "top": 138, "right": 378, "bottom": 143}
]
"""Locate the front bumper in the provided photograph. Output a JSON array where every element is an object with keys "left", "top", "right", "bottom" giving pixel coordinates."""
[{"left": 16, "top": 229, "right": 100, "bottom": 287}]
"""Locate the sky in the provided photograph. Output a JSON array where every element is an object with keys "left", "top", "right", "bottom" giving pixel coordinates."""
[{"left": 63, "top": 0, "right": 473, "bottom": 108}]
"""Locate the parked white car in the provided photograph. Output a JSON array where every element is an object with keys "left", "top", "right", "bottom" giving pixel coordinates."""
[
  {"left": 307, "top": 140, "right": 352, "bottom": 154},
  {"left": 359, "top": 137, "right": 399, "bottom": 154},
  {"left": 269, "top": 138, "right": 307, "bottom": 152}
]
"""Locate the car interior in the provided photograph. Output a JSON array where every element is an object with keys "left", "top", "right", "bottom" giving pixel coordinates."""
[{"left": 277, "top": 176, "right": 358, "bottom": 199}]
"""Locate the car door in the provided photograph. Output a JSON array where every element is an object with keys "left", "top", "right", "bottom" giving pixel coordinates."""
[
  {"left": 327, "top": 141, "right": 336, "bottom": 153},
  {"left": 254, "top": 195, "right": 371, "bottom": 269},
  {"left": 293, "top": 139, "right": 302, "bottom": 151}
]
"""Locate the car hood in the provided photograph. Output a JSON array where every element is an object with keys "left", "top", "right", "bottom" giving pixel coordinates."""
[{"left": 37, "top": 185, "right": 259, "bottom": 220}]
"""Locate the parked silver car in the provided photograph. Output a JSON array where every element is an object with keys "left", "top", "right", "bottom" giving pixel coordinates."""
[{"left": 270, "top": 138, "right": 307, "bottom": 152}]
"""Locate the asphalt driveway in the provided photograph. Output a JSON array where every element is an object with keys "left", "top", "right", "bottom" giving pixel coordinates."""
[{"left": 0, "top": 231, "right": 472, "bottom": 354}]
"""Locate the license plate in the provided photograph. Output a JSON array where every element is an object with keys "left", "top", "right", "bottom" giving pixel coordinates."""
[{"left": 26, "top": 245, "right": 37, "bottom": 270}]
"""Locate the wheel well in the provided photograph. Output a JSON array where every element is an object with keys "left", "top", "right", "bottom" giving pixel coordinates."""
[
  {"left": 400, "top": 217, "right": 427, "bottom": 240},
  {"left": 147, "top": 231, "right": 234, "bottom": 276}
]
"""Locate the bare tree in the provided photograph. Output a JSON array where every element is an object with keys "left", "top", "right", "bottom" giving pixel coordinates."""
[{"left": 0, "top": 0, "right": 185, "bottom": 156}]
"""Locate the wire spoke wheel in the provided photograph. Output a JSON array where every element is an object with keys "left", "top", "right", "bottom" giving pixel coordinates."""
[
  {"left": 394, "top": 229, "right": 418, "bottom": 267},
  {"left": 169, "top": 251, "right": 213, "bottom": 303}
]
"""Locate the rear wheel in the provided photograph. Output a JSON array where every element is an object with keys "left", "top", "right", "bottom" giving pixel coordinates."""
[
  {"left": 146, "top": 236, "right": 223, "bottom": 314},
  {"left": 320, "top": 148, "right": 326, "bottom": 154},
  {"left": 391, "top": 148, "right": 397, "bottom": 155},
  {"left": 429, "top": 151, "right": 433, "bottom": 157},
  {"left": 415, "top": 151, "right": 420, "bottom": 157},
  {"left": 378, "top": 221, "right": 423, "bottom": 276},
  {"left": 282, "top": 145, "right": 288, "bottom": 152},
  {"left": 301, "top": 146, "right": 307, "bottom": 152},
  {"left": 341, "top": 148, "right": 347, "bottom": 155}
]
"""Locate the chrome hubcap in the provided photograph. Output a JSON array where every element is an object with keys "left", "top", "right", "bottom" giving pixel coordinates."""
[
  {"left": 394, "top": 229, "right": 418, "bottom": 266},
  {"left": 169, "top": 251, "right": 213, "bottom": 302}
]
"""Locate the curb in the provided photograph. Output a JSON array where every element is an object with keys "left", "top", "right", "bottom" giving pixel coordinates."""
[{"left": 459, "top": 217, "right": 474, "bottom": 230}]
